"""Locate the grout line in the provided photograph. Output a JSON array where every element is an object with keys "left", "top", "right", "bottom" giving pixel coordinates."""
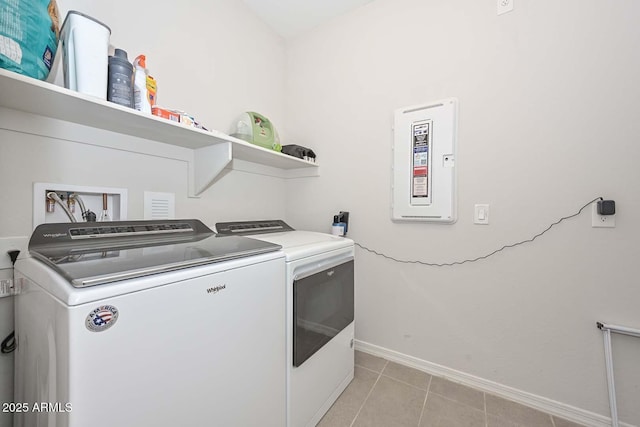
[
  {"left": 416, "top": 375, "right": 433, "bottom": 427},
  {"left": 349, "top": 360, "right": 388, "bottom": 427},
  {"left": 354, "top": 356, "right": 573, "bottom": 427},
  {"left": 356, "top": 364, "right": 384, "bottom": 376},
  {"left": 380, "top": 373, "right": 430, "bottom": 392},
  {"left": 427, "top": 390, "right": 486, "bottom": 413}
]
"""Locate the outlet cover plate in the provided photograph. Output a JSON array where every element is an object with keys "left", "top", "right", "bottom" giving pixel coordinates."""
[
  {"left": 592, "top": 202, "right": 615, "bottom": 228},
  {"left": 498, "top": 0, "right": 514, "bottom": 15}
]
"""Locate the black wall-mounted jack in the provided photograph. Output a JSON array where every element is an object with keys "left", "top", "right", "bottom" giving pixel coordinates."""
[{"left": 597, "top": 200, "right": 615, "bottom": 216}]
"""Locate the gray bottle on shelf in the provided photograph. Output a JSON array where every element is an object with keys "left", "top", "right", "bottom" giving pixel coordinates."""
[{"left": 107, "top": 48, "right": 134, "bottom": 108}]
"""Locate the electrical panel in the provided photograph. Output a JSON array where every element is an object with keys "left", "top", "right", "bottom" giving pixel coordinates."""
[{"left": 391, "top": 98, "right": 457, "bottom": 223}]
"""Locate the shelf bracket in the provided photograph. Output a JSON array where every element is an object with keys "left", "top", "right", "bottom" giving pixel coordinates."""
[{"left": 189, "top": 142, "right": 232, "bottom": 197}]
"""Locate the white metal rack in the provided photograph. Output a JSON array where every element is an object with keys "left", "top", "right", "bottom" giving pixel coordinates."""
[
  {"left": 0, "top": 68, "right": 318, "bottom": 197},
  {"left": 596, "top": 321, "right": 640, "bottom": 427}
]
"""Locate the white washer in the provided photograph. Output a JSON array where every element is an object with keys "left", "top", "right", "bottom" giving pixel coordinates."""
[
  {"left": 14, "top": 219, "right": 286, "bottom": 427},
  {"left": 216, "top": 220, "right": 355, "bottom": 427}
]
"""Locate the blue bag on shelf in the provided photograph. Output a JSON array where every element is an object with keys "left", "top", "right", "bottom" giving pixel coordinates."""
[{"left": 0, "top": 0, "right": 60, "bottom": 80}]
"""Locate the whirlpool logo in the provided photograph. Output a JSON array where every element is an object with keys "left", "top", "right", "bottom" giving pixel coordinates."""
[
  {"left": 42, "top": 233, "right": 67, "bottom": 238},
  {"left": 206, "top": 285, "right": 226, "bottom": 295}
]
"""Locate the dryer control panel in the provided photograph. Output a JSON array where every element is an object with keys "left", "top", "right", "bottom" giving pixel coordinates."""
[{"left": 215, "top": 220, "right": 294, "bottom": 236}]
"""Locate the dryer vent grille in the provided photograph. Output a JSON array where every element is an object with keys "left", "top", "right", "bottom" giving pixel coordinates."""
[{"left": 144, "top": 192, "right": 175, "bottom": 220}]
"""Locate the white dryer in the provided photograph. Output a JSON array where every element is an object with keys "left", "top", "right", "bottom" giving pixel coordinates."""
[
  {"left": 14, "top": 219, "right": 286, "bottom": 427},
  {"left": 216, "top": 220, "right": 355, "bottom": 427}
]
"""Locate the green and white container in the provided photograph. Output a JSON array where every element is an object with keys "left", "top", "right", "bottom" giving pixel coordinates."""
[{"left": 232, "top": 112, "right": 282, "bottom": 152}]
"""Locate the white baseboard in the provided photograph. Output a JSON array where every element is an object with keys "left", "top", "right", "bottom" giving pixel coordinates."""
[{"left": 355, "top": 340, "right": 633, "bottom": 427}]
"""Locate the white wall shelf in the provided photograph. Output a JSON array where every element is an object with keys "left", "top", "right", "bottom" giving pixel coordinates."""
[{"left": 0, "top": 68, "right": 318, "bottom": 196}]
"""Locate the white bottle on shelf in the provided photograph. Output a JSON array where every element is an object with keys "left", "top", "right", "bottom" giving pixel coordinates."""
[{"left": 133, "top": 55, "right": 152, "bottom": 113}]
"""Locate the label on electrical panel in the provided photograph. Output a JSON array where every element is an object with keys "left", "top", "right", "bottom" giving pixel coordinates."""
[{"left": 411, "top": 120, "right": 431, "bottom": 203}]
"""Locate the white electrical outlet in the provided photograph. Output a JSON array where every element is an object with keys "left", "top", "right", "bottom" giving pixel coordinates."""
[
  {"left": 497, "top": 0, "right": 514, "bottom": 15},
  {"left": 592, "top": 202, "right": 616, "bottom": 228}
]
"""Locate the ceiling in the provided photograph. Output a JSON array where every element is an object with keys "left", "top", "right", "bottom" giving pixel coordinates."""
[{"left": 242, "top": 0, "right": 375, "bottom": 38}]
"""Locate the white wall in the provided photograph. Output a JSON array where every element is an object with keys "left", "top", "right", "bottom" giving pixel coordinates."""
[
  {"left": 0, "top": 1, "right": 285, "bottom": 425},
  {"left": 284, "top": 0, "right": 640, "bottom": 424},
  {"left": 3, "top": 0, "right": 640, "bottom": 425},
  {"left": 55, "top": 0, "right": 286, "bottom": 132}
]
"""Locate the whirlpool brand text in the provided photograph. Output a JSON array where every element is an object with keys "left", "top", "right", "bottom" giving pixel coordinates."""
[{"left": 206, "top": 285, "right": 226, "bottom": 295}]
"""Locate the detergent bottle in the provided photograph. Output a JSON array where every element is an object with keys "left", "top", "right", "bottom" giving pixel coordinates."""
[
  {"left": 133, "top": 55, "right": 156, "bottom": 113},
  {"left": 107, "top": 48, "right": 134, "bottom": 108}
]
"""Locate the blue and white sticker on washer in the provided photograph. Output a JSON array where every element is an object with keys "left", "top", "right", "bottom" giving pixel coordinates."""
[{"left": 86, "top": 305, "right": 119, "bottom": 332}]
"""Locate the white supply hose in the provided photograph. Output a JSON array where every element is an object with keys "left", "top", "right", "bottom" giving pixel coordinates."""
[
  {"left": 70, "top": 194, "right": 87, "bottom": 217},
  {"left": 46, "top": 192, "right": 77, "bottom": 222},
  {"left": 70, "top": 194, "right": 98, "bottom": 222}
]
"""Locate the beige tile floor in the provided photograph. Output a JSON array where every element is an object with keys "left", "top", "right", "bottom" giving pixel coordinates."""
[{"left": 317, "top": 351, "right": 586, "bottom": 427}]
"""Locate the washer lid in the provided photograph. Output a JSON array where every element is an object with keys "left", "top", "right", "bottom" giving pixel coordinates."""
[
  {"left": 245, "top": 231, "right": 353, "bottom": 261},
  {"left": 28, "top": 219, "right": 281, "bottom": 287}
]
